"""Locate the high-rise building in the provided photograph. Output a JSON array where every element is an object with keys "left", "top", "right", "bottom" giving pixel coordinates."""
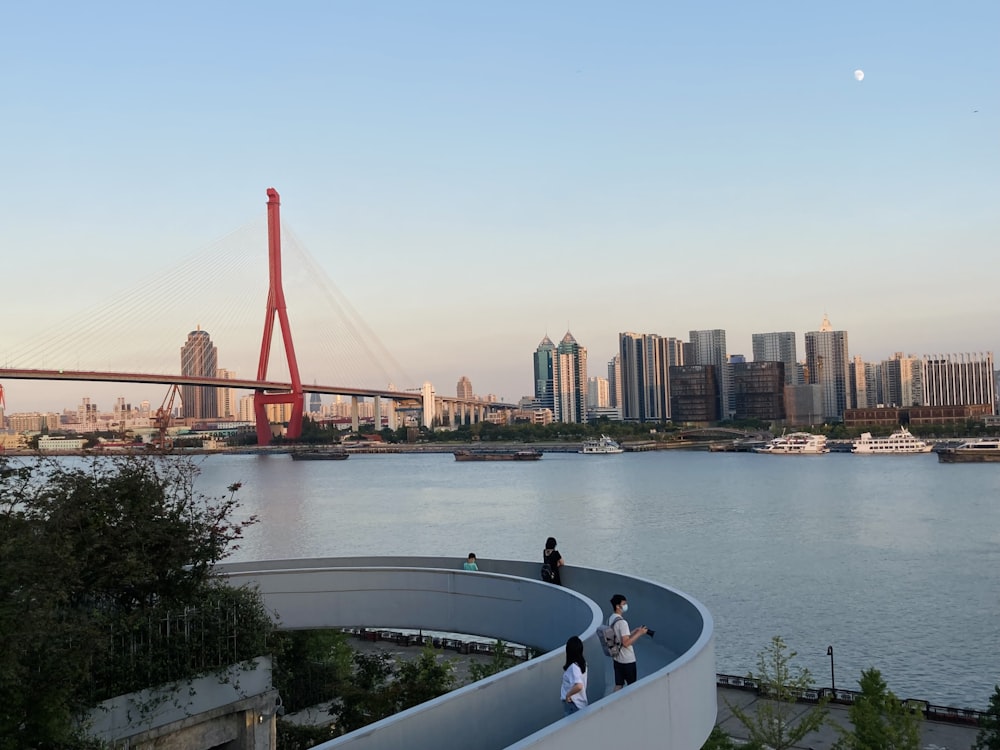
[
  {"left": 607, "top": 354, "right": 622, "bottom": 416},
  {"left": 587, "top": 376, "right": 610, "bottom": 409},
  {"left": 804, "top": 315, "right": 850, "bottom": 421},
  {"left": 752, "top": 331, "right": 800, "bottom": 385},
  {"left": 921, "top": 353, "right": 995, "bottom": 409},
  {"left": 552, "top": 331, "right": 587, "bottom": 423},
  {"left": 688, "top": 329, "right": 730, "bottom": 419},
  {"left": 669, "top": 365, "right": 719, "bottom": 423},
  {"left": 850, "top": 356, "right": 878, "bottom": 409},
  {"left": 879, "top": 353, "right": 922, "bottom": 408},
  {"left": 618, "top": 332, "right": 683, "bottom": 422},
  {"left": 180, "top": 327, "right": 218, "bottom": 420},
  {"left": 732, "top": 361, "right": 785, "bottom": 420},
  {"left": 533, "top": 335, "right": 556, "bottom": 412},
  {"left": 457, "top": 376, "right": 473, "bottom": 400},
  {"left": 309, "top": 390, "right": 322, "bottom": 415},
  {"left": 217, "top": 368, "right": 239, "bottom": 418}
]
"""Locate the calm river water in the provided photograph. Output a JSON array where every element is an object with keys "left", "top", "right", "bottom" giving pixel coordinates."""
[{"left": 192, "top": 449, "right": 1000, "bottom": 710}]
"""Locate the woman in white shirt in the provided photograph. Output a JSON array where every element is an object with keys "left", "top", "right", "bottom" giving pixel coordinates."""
[{"left": 560, "top": 635, "right": 588, "bottom": 715}]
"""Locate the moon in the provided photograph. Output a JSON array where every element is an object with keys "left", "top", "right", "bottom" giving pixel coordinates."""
[{"left": 854, "top": 69, "right": 865, "bottom": 82}]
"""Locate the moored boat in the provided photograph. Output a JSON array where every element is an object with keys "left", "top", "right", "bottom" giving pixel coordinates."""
[
  {"left": 851, "top": 427, "right": 932, "bottom": 455},
  {"left": 936, "top": 438, "right": 1000, "bottom": 463},
  {"left": 454, "top": 449, "right": 542, "bottom": 462},
  {"left": 291, "top": 448, "right": 349, "bottom": 460},
  {"left": 579, "top": 435, "right": 624, "bottom": 454},
  {"left": 754, "top": 432, "right": 829, "bottom": 455}
]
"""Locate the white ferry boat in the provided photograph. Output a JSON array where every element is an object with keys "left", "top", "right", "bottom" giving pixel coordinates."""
[
  {"left": 580, "top": 435, "right": 624, "bottom": 454},
  {"left": 754, "top": 432, "right": 829, "bottom": 455},
  {"left": 851, "top": 427, "right": 932, "bottom": 455}
]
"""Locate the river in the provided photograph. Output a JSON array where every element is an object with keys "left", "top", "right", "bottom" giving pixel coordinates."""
[{"left": 191, "top": 449, "right": 1000, "bottom": 710}]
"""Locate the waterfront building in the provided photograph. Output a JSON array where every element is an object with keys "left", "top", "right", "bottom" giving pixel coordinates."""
[
  {"left": 607, "top": 353, "right": 622, "bottom": 417},
  {"left": 878, "top": 352, "right": 922, "bottom": 407},
  {"left": 238, "top": 394, "right": 255, "bottom": 423},
  {"left": 752, "top": 331, "right": 800, "bottom": 385},
  {"left": 78, "top": 397, "right": 99, "bottom": 431},
  {"left": 619, "top": 332, "right": 684, "bottom": 423},
  {"left": 784, "top": 384, "right": 824, "bottom": 426},
  {"left": 532, "top": 335, "right": 556, "bottom": 413},
  {"left": 7, "top": 412, "right": 62, "bottom": 432},
  {"left": 456, "top": 376, "right": 473, "bottom": 400},
  {"left": 850, "top": 355, "right": 877, "bottom": 409},
  {"left": 804, "top": 315, "right": 850, "bottom": 421},
  {"left": 587, "top": 376, "right": 610, "bottom": 409},
  {"left": 920, "top": 352, "right": 995, "bottom": 410},
  {"left": 308, "top": 390, "right": 322, "bottom": 415},
  {"left": 669, "top": 365, "right": 719, "bottom": 423},
  {"left": 732, "top": 361, "right": 786, "bottom": 421},
  {"left": 552, "top": 331, "right": 587, "bottom": 423},
  {"left": 688, "top": 329, "right": 730, "bottom": 419},
  {"left": 180, "top": 327, "right": 218, "bottom": 420},
  {"left": 216, "top": 368, "right": 239, "bottom": 418}
]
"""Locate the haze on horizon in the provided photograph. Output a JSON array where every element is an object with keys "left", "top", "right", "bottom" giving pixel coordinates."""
[{"left": 2, "top": 2, "right": 997, "bottom": 414}]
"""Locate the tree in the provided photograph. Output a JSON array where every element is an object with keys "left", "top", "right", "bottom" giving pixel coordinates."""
[
  {"left": 467, "top": 639, "right": 520, "bottom": 682},
  {"left": 833, "top": 667, "right": 921, "bottom": 750},
  {"left": 726, "top": 636, "right": 828, "bottom": 750},
  {"left": 974, "top": 685, "right": 1000, "bottom": 750},
  {"left": 0, "top": 454, "right": 269, "bottom": 749},
  {"left": 330, "top": 644, "right": 454, "bottom": 735}
]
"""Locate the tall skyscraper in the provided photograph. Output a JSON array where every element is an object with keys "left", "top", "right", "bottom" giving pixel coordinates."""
[
  {"left": 533, "top": 335, "right": 556, "bottom": 412},
  {"left": 752, "top": 331, "right": 800, "bottom": 385},
  {"left": 921, "top": 352, "right": 995, "bottom": 409},
  {"left": 552, "top": 331, "right": 587, "bottom": 423},
  {"left": 309, "top": 390, "right": 322, "bottom": 415},
  {"left": 456, "top": 376, "right": 473, "bottom": 400},
  {"left": 181, "top": 327, "right": 218, "bottom": 420},
  {"left": 607, "top": 354, "right": 622, "bottom": 416},
  {"left": 689, "top": 329, "right": 731, "bottom": 419},
  {"left": 879, "top": 353, "right": 922, "bottom": 407},
  {"left": 618, "top": 332, "right": 683, "bottom": 422},
  {"left": 804, "top": 315, "right": 850, "bottom": 420}
]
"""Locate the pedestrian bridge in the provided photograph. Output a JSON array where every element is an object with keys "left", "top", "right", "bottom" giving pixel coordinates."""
[{"left": 218, "top": 556, "right": 716, "bottom": 750}]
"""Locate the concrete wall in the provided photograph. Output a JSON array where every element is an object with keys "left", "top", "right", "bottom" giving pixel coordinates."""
[{"left": 218, "top": 557, "right": 716, "bottom": 750}]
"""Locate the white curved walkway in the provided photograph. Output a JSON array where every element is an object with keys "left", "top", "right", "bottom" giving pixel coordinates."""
[{"left": 218, "top": 556, "right": 716, "bottom": 750}]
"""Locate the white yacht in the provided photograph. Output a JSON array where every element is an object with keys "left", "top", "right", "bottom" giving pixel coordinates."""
[
  {"left": 851, "top": 427, "right": 932, "bottom": 454},
  {"left": 580, "top": 435, "right": 624, "bottom": 454},
  {"left": 754, "top": 432, "right": 829, "bottom": 455}
]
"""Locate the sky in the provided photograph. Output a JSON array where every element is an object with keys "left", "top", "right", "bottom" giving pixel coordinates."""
[{"left": 1, "top": 2, "right": 998, "bottom": 412}]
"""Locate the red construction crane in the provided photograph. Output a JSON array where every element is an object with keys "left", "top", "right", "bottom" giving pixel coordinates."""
[{"left": 153, "top": 385, "right": 182, "bottom": 451}]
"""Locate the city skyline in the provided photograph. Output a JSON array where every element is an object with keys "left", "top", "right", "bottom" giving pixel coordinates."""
[{"left": 2, "top": 3, "right": 997, "bottom": 411}]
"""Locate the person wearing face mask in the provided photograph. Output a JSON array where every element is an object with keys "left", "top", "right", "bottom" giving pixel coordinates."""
[{"left": 609, "top": 594, "right": 648, "bottom": 691}]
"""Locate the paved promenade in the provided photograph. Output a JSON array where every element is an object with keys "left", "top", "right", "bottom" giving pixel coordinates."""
[{"left": 717, "top": 686, "right": 979, "bottom": 750}]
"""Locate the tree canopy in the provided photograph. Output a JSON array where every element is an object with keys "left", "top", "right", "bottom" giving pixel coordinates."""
[{"left": 0, "top": 454, "right": 271, "bottom": 749}]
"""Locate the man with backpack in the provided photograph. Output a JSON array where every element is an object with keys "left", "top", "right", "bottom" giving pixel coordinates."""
[{"left": 607, "top": 594, "right": 648, "bottom": 691}]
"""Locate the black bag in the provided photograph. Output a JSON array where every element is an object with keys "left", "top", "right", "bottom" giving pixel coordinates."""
[{"left": 540, "top": 563, "right": 555, "bottom": 582}]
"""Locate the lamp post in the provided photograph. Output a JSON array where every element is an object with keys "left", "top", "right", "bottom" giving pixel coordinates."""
[{"left": 827, "top": 645, "right": 836, "bottom": 695}]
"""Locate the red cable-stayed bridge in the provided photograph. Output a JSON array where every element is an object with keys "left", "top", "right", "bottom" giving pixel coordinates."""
[{"left": 0, "top": 189, "right": 515, "bottom": 444}]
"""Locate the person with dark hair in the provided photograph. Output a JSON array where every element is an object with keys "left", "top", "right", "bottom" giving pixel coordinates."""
[
  {"left": 463, "top": 553, "right": 478, "bottom": 571},
  {"left": 609, "top": 594, "right": 648, "bottom": 691},
  {"left": 560, "top": 635, "right": 588, "bottom": 715},
  {"left": 542, "top": 536, "right": 564, "bottom": 585}
]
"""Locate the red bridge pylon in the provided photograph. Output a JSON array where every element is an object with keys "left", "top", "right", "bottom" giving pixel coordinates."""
[{"left": 254, "top": 188, "right": 304, "bottom": 445}]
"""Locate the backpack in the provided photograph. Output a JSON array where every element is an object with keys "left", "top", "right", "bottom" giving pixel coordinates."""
[
  {"left": 540, "top": 563, "right": 555, "bottom": 583},
  {"left": 597, "top": 615, "right": 623, "bottom": 657}
]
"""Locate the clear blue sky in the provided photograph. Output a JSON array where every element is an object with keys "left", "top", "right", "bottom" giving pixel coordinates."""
[{"left": 2, "top": 2, "right": 997, "bottom": 411}]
